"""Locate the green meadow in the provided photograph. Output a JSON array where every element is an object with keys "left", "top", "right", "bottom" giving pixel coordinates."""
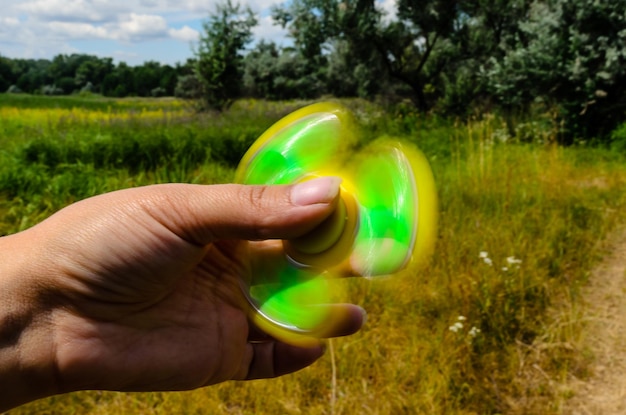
[{"left": 3, "top": 95, "right": 626, "bottom": 414}]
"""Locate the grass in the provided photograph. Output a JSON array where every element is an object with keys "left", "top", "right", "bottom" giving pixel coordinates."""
[{"left": 2, "top": 95, "right": 626, "bottom": 414}]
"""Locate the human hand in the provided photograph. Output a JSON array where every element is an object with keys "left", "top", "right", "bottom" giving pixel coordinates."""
[{"left": 0, "top": 177, "right": 365, "bottom": 411}]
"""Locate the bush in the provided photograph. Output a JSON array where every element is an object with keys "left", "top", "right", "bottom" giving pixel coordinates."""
[
  {"left": 6, "top": 85, "right": 22, "bottom": 94},
  {"left": 174, "top": 74, "right": 203, "bottom": 100},
  {"left": 80, "top": 82, "right": 94, "bottom": 94},
  {"left": 151, "top": 87, "right": 167, "bottom": 97},
  {"left": 42, "top": 84, "right": 65, "bottom": 95}
]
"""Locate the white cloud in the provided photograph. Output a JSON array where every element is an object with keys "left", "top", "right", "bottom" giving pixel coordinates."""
[
  {"left": 117, "top": 13, "right": 169, "bottom": 40},
  {"left": 17, "top": 0, "right": 121, "bottom": 23},
  {"left": 168, "top": 0, "right": 213, "bottom": 14},
  {"left": 0, "top": 17, "right": 20, "bottom": 37},
  {"left": 48, "top": 21, "right": 109, "bottom": 40},
  {"left": 378, "top": 0, "right": 397, "bottom": 21},
  {"left": 168, "top": 25, "right": 199, "bottom": 42},
  {"left": 165, "top": 0, "right": 282, "bottom": 18},
  {"left": 252, "top": 14, "right": 289, "bottom": 45},
  {"left": 1, "top": 17, "right": 20, "bottom": 27},
  {"left": 44, "top": 14, "right": 172, "bottom": 42},
  {"left": 140, "top": 0, "right": 161, "bottom": 8}
]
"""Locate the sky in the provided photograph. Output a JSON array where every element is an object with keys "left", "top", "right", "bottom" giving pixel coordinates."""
[
  {"left": 0, "top": 0, "right": 397, "bottom": 67},
  {"left": 0, "top": 0, "right": 292, "bottom": 66}
]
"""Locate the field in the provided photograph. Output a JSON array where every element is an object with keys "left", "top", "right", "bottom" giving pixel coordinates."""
[{"left": 2, "top": 94, "right": 626, "bottom": 414}]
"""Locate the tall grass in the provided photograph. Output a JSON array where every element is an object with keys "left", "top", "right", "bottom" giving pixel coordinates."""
[{"left": 2, "top": 95, "right": 626, "bottom": 414}]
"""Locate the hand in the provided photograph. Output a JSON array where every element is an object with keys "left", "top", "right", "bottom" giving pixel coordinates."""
[{"left": 0, "top": 177, "right": 365, "bottom": 411}]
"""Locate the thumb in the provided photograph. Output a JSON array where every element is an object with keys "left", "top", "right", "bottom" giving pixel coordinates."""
[{"left": 149, "top": 176, "right": 342, "bottom": 245}]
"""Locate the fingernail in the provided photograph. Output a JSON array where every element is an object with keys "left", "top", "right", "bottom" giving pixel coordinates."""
[
  {"left": 291, "top": 177, "right": 341, "bottom": 206},
  {"left": 359, "top": 307, "right": 368, "bottom": 326}
]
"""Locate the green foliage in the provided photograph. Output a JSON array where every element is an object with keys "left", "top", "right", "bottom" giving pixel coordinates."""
[
  {"left": 270, "top": 0, "right": 473, "bottom": 110},
  {"left": 75, "top": 57, "right": 114, "bottom": 91},
  {"left": 0, "top": 56, "right": 13, "bottom": 92},
  {"left": 610, "top": 121, "right": 626, "bottom": 154},
  {"left": 6, "top": 85, "right": 22, "bottom": 94},
  {"left": 0, "top": 54, "right": 191, "bottom": 98},
  {"left": 486, "top": 0, "right": 626, "bottom": 142},
  {"left": 41, "top": 84, "right": 65, "bottom": 96},
  {"left": 271, "top": 0, "right": 381, "bottom": 99},
  {"left": 243, "top": 41, "right": 326, "bottom": 100},
  {"left": 243, "top": 41, "right": 281, "bottom": 98},
  {"left": 174, "top": 73, "right": 204, "bottom": 101},
  {"left": 194, "top": 0, "right": 258, "bottom": 111}
]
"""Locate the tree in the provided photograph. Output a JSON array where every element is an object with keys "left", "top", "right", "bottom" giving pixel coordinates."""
[
  {"left": 325, "top": 39, "right": 385, "bottom": 98},
  {"left": 243, "top": 40, "right": 281, "bottom": 98},
  {"left": 271, "top": 0, "right": 467, "bottom": 110},
  {"left": 0, "top": 57, "right": 14, "bottom": 92},
  {"left": 432, "top": 0, "right": 532, "bottom": 115},
  {"left": 49, "top": 54, "right": 94, "bottom": 87},
  {"left": 175, "top": 74, "right": 204, "bottom": 100},
  {"left": 486, "top": 0, "right": 626, "bottom": 141},
  {"left": 194, "top": 0, "right": 258, "bottom": 111},
  {"left": 15, "top": 59, "right": 52, "bottom": 93},
  {"left": 159, "top": 64, "right": 179, "bottom": 96},
  {"left": 75, "top": 57, "right": 114, "bottom": 92},
  {"left": 102, "top": 62, "right": 134, "bottom": 97},
  {"left": 271, "top": 0, "right": 370, "bottom": 99},
  {"left": 243, "top": 41, "right": 324, "bottom": 100},
  {"left": 133, "top": 61, "right": 163, "bottom": 97}
]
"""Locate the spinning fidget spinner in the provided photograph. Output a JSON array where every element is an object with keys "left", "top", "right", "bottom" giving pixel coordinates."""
[{"left": 235, "top": 102, "right": 438, "bottom": 345}]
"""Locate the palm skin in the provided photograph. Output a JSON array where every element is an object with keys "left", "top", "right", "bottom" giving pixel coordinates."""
[{"left": 4, "top": 179, "right": 363, "bottom": 403}]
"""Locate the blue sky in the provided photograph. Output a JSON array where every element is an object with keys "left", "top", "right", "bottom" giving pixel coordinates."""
[
  {"left": 0, "top": 0, "right": 396, "bottom": 66},
  {"left": 0, "top": 0, "right": 292, "bottom": 66}
]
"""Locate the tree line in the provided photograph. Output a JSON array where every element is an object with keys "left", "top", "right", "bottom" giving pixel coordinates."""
[
  {"left": 0, "top": 54, "right": 194, "bottom": 98},
  {"left": 1, "top": 0, "right": 625, "bottom": 142}
]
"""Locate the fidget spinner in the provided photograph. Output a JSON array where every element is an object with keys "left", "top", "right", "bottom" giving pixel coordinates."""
[{"left": 235, "top": 102, "right": 437, "bottom": 345}]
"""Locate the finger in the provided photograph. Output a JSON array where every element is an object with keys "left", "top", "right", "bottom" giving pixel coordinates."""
[
  {"left": 137, "top": 177, "right": 342, "bottom": 246},
  {"left": 243, "top": 341, "right": 326, "bottom": 380},
  {"left": 315, "top": 304, "right": 367, "bottom": 338}
]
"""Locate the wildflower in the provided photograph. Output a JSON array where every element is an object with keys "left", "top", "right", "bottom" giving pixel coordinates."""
[
  {"left": 457, "top": 316, "right": 466, "bottom": 321},
  {"left": 502, "top": 267, "right": 509, "bottom": 272},
  {"left": 449, "top": 322, "right": 464, "bottom": 333},
  {"left": 479, "top": 251, "right": 493, "bottom": 266},
  {"left": 506, "top": 256, "right": 522, "bottom": 270},
  {"left": 506, "top": 256, "right": 522, "bottom": 265},
  {"left": 469, "top": 326, "right": 481, "bottom": 338}
]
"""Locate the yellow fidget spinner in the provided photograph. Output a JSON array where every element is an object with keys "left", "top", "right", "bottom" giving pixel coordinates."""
[{"left": 235, "top": 102, "right": 438, "bottom": 346}]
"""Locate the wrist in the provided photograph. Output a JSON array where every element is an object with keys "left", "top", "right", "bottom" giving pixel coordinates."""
[{"left": 0, "top": 231, "right": 60, "bottom": 412}]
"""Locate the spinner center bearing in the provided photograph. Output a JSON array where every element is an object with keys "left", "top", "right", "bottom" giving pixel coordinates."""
[{"left": 285, "top": 185, "right": 359, "bottom": 269}]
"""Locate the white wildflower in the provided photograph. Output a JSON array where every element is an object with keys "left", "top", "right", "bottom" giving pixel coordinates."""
[
  {"left": 449, "top": 322, "right": 464, "bottom": 333},
  {"left": 469, "top": 326, "right": 481, "bottom": 338},
  {"left": 506, "top": 256, "right": 522, "bottom": 265},
  {"left": 479, "top": 251, "right": 489, "bottom": 259}
]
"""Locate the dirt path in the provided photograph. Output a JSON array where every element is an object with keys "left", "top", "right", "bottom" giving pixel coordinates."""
[{"left": 562, "top": 226, "right": 626, "bottom": 414}]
